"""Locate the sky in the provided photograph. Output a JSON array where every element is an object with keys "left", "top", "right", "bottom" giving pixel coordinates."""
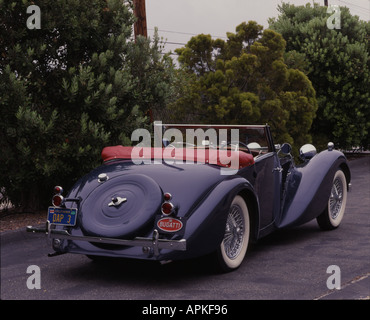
[{"left": 145, "top": 0, "right": 370, "bottom": 55}]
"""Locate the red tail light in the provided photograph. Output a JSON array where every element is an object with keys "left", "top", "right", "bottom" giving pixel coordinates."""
[
  {"left": 161, "top": 192, "right": 174, "bottom": 215},
  {"left": 52, "top": 186, "right": 64, "bottom": 206},
  {"left": 161, "top": 202, "right": 174, "bottom": 215},
  {"left": 163, "top": 192, "right": 172, "bottom": 201},
  {"left": 54, "top": 186, "right": 63, "bottom": 194},
  {"left": 52, "top": 194, "right": 64, "bottom": 207}
]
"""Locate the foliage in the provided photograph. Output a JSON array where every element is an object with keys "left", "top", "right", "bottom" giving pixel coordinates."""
[
  {"left": 0, "top": 0, "right": 176, "bottom": 211},
  {"left": 172, "top": 21, "right": 318, "bottom": 149},
  {"left": 269, "top": 3, "right": 370, "bottom": 150}
]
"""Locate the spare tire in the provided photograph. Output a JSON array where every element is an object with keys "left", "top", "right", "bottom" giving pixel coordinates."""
[{"left": 80, "top": 174, "right": 162, "bottom": 238}]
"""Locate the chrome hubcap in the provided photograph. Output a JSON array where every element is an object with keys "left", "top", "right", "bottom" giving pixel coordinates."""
[
  {"left": 223, "top": 204, "right": 244, "bottom": 259},
  {"left": 329, "top": 177, "right": 343, "bottom": 219}
]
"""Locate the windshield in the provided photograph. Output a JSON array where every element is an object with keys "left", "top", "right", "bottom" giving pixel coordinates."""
[{"left": 155, "top": 123, "right": 273, "bottom": 157}]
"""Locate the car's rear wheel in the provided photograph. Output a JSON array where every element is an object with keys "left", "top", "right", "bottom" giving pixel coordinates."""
[
  {"left": 317, "top": 169, "right": 347, "bottom": 230},
  {"left": 216, "top": 195, "right": 250, "bottom": 272}
]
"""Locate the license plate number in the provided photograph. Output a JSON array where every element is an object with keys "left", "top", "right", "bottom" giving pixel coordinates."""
[{"left": 48, "top": 207, "right": 77, "bottom": 226}]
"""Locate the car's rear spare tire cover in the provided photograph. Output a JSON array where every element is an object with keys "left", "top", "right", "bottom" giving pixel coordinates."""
[{"left": 80, "top": 174, "right": 162, "bottom": 238}]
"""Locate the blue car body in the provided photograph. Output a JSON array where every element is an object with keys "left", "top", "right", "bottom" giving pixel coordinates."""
[{"left": 28, "top": 124, "right": 351, "bottom": 269}]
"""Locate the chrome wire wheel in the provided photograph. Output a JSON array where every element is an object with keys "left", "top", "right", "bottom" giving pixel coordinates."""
[
  {"left": 329, "top": 175, "right": 344, "bottom": 220},
  {"left": 223, "top": 204, "right": 245, "bottom": 259},
  {"left": 317, "top": 170, "right": 348, "bottom": 230},
  {"left": 217, "top": 195, "right": 250, "bottom": 272}
]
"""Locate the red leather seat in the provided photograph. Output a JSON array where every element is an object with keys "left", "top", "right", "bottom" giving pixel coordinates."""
[{"left": 101, "top": 146, "right": 254, "bottom": 169}]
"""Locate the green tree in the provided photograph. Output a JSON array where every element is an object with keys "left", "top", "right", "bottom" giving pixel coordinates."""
[
  {"left": 0, "top": 0, "right": 175, "bottom": 211},
  {"left": 269, "top": 3, "right": 370, "bottom": 150},
  {"left": 173, "top": 21, "right": 318, "bottom": 148}
]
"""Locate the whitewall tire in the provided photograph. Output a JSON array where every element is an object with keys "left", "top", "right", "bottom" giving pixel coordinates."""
[
  {"left": 317, "top": 170, "right": 347, "bottom": 230},
  {"left": 217, "top": 195, "right": 250, "bottom": 272}
]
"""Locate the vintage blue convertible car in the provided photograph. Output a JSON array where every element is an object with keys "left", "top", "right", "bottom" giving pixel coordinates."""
[{"left": 27, "top": 124, "right": 351, "bottom": 272}]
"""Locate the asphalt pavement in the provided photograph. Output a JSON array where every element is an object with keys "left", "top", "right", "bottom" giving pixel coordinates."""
[{"left": 1, "top": 156, "right": 369, "bottom": 301}]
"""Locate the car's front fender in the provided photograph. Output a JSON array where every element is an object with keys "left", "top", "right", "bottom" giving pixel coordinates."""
[{"left": 278, "top": 149, "right": 350, "bottom": 228}]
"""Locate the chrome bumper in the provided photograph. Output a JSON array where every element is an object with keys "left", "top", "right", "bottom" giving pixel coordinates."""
[{"left": 27, "top": 223, "right": 186, "bottom": 256}]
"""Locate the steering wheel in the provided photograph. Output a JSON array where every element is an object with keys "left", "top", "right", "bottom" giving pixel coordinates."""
[
  {"left": 168, "top": 141, "right": 196, "bottom": 148},
  {"left": 226, "top": 141, "right": 251, "bottom": 153}
]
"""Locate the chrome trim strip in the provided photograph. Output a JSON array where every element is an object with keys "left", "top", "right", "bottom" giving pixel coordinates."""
[{"left": 27, "top": 226, "right": 187, "bottom": 254}]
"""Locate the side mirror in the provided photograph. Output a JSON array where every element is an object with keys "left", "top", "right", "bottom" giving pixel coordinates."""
[
  {"left": 299, "top": 144, "right": 317, "bottom": 161},
  {"left": 280, "top": 143, "right": 292, "bottom": 155},
  {"left": 162, "top": 138, "right": 170, "bottom": 147}
]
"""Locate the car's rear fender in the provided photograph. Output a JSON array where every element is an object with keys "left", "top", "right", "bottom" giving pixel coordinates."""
[{"left": 161, "top": 176, "right": 258, "bottom": 260}]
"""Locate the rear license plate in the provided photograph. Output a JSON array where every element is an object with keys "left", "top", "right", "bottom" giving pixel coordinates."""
[{"left": 48, "top": 207, "right": 77, "bottom": 226}]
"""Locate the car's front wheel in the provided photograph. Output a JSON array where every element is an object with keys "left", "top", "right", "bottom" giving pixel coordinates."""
[
  {"left": 317, "top": 169, "right": 348, "bottom": 230},
  {"left": 216, "top": 195, "right": 250, "bottom": 272}
]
